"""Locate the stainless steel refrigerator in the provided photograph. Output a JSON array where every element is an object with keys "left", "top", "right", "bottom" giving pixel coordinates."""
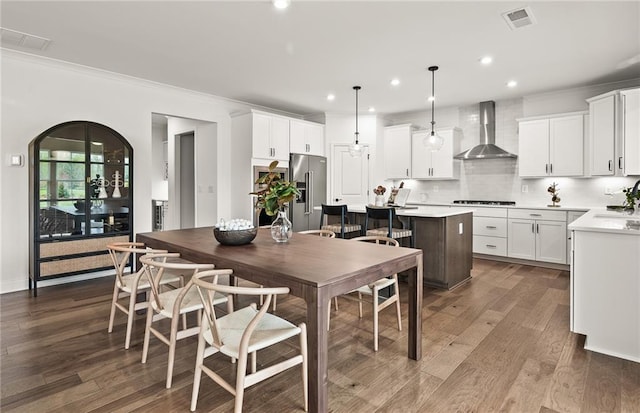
[{"left": 289, "top": 153, "right": 327, "bottom": 232}]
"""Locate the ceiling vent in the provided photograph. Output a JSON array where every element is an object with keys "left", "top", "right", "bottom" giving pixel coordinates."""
[
  {"left": 502, "top": 6, "right": 536, "bottom": 30},
  {"left": 1, "top": 27, "right": 51, "bottom": 51}
]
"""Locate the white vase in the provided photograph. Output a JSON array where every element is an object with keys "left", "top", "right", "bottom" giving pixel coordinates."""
[
  {"left": 270, "top": 209, "right": 292, "bottom": 243},
  {"left": 374, "top": 195, "right": 385, "bottom": 206}
]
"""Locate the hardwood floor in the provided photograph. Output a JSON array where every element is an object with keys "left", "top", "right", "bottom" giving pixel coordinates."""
[{"left": 1, "top": 258, "right": 638, "bottom": 412}]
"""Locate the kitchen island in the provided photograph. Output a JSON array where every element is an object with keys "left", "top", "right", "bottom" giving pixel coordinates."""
[
  {"left": 349, "top": 205, "right": 474, "bottom": 289},
  {"left": 569, "top": 208, "right": 640, "bottom": 362}
]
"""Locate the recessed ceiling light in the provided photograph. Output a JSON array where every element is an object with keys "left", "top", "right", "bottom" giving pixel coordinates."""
[
  {"left": 273, "top": 0, "right": 290, "bottom": 9},
  {"left": 480, "top": 56, "right": 493, "bottom": 65},
  {"left": 428, "top": 96, "right": 435, "bottom": 102},
  {"left": 326, "top": 94, "right": 335, "bottom": 101},
  {"left": 390, "top": 78, "right": 400, "bottom": 86},
  {"left": 507, "top": 80, "right": 518, "bottom": 88},
  {"left": 368, "top": 107, "right": 376, "bottom": 112}
]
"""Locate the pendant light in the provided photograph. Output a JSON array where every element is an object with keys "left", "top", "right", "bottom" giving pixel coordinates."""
[
  {"left": 348, "top": 85, "right": 363, "bottom": 157},
  {"left": 423, "top": 66, "right": 444, "bottom": 152}
]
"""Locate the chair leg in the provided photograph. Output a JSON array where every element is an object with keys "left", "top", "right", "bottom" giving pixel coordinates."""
[
  {"left": 108, "top": 283, "right": 120, "bottom": 334},
  {"left": 251, "top": 351, "right": 257, "bottom": 374},
  {"left": 234, "top": 352, "right": 248, "bottom": 413},
  {"left": 394, "top": 281, "right": 402, "bottom": 331},
  {"left": 190, "top": 331, "right": 207, "bottom": 412},
  {"left": 358, "top": 292, "right": 363, "bottom": 318},
  {"left": 141, "top": 306, "right": 154, "bottom": 364},
  {"left": 327, "top": 300, "right": 331, "bottom": 331},
  {"left": 166, "top": 317, "right": 179, "bottom": 388},
  {"left": 334, "top": 296, "right": 339, "bottom": 311},
  {"left": 124, "top": 290, "right": 138, "bottom": 349}
]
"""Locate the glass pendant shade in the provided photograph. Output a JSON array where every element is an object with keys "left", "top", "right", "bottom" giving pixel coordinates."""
[{"left": 423, "top": 131, "right": 444, "bottom": 152}]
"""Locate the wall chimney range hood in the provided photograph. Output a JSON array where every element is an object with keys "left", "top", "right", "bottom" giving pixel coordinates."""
[{"left": 454, "top": 101, "right": 517, "bottom": 160}]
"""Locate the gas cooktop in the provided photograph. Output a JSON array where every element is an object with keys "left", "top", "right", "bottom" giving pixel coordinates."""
[{"left": 453, "top": 200, "right": 516, "bottom": 206}]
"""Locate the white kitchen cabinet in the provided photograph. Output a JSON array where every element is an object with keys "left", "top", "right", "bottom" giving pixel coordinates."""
[
  {"left": 588, "top": 91, "right": 617, "bottom": 175},
  {"left": 249, "top": 111, "right": 290, "bottom": 161},
  {"left": 507, "top": 209, "right": 567, "bottom": 264},
  {"left": 518, "top": 113, "right": 585, "bottom": 177},
  {"left": 587, "top": 88, "right": 640, "bottom": 176},
  {"left": 621, "top": 88, "right": 640, "bottom": 175},
  {"left": 472, "top": 207, "right": 508, "bottom": 256},
  {"left": 411, "top": 128, "right": 461, "bottom": 180},
  {"left": 384, "top": 124, "right": 413, "bottom": 179},
  {"left": 290, "top": 119, "right": 324, "bottom": 157}
]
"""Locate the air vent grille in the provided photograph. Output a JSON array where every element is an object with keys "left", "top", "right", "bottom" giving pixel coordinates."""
[
  {"left": 1, "top": 27, "right": 51, "bottom": 51},
  {"left": 502, "top": 6, "right": 536, "bottom": 30}
]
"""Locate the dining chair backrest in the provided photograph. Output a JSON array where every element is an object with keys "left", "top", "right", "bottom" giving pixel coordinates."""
[
  {"left": 298, "top": 229, "right": 336, "bottom": 238},
  {"left": 107, "top": 242, "right": 168, "bottom": 286},
  {"left": 140, "top": 252, "right": 216, "bottom": 312},
  {"left": 192, "top": 272, "right": 290, "bottom": 350},
  {"left": 351, "top": 235, "right": 399, "bottom": 247}
]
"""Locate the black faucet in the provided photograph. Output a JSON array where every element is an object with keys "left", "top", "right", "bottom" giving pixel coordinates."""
[{"left": 633, "top": 179, "right": 640, "bottom": 198}]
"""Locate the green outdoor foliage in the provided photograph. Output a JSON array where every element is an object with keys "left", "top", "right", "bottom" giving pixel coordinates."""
[{"left": 251, "top": 160, "right": 301, "bottom": 216}]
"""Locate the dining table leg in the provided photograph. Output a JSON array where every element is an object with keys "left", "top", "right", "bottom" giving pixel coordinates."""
[
  {"left": 409, "top": 253, "right": 423, "bottom": 360},
  {"left": 304, "top": 285, "right": 330, "bottom": 413}
]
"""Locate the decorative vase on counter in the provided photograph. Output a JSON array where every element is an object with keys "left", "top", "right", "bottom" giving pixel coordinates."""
[
  {"left": 271, "top": 209, "right": 292, "bottom": 243},
  {"left": 374, "top": 195, "right": 385, "bottom": 206}
]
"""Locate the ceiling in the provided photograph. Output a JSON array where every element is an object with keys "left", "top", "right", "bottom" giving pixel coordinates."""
[{"left": 2, "top": 1, "right": 639, "bottom": 116}]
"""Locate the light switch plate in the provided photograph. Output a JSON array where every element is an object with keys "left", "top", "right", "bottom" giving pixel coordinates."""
[{"left": 8, "top": 154, "right": 24, "bottom": 167}]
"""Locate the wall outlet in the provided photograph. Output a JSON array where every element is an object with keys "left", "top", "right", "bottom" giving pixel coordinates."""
[
  {"left": 604, "top": 187, "right": 614, "bottom": 195},
  {"left": 521, "top": 185, "right": 528, "bottom": 193}
]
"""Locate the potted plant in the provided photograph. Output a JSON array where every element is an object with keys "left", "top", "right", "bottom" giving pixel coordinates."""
[{"left": 250, "top": 160, "right": 300, "bottom": 242}]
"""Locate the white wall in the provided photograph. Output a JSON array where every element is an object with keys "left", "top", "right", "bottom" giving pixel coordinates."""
[{"left": 0, "top": 50, "right": 243, "bottom": 293}]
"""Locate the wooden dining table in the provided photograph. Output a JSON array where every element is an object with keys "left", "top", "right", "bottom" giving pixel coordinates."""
[{"left": 136, "top": 227, "right": 423, "bottom": 413}]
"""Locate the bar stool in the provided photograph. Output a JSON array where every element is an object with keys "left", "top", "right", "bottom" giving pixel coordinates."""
[
  {"left": 364, "top": 206, "right": 414, "bottom": 247},
  {"left": 320, "top": 204, "right": 361, "bottom": 239}
]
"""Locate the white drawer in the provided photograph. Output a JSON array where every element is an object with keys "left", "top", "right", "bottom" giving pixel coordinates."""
[
  {"left": 472, "top": 207, "right": 508, "bottom": 218},
  {"left": 508, "top": 208, "right": 566, "bottom": 222},
  {"left": 473, "top": 235, "right": 507, "bottom": 256},
  {"left": 473, "top": 216, "right": 507, "bottom": 237}
]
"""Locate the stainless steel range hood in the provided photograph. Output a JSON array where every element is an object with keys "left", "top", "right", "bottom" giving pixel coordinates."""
[{"left": 454, "top": 101, "right": 517, "bottom": 160}]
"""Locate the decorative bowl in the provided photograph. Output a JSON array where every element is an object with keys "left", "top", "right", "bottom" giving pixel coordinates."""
[
  {"left": 73, "top": 200, "right": 93, "bottom": 211},
  {"left": 213, "top": 227, "right": 257, "bottom": 246}
]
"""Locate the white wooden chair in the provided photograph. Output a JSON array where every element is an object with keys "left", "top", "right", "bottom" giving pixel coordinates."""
[
  {"left": 298, "top": 229, "right": 336, "bottom": 238},
  {"left": 331, "top": 236, "right": 402, "bottom": 351},
  {"left": 107, "top": 242, "right": 183, "bottom": 349},
  {"left": 190, "top": 271, "right": 308, "bottom": 413},
  {"left": 139, "top": 252, "right": 233, "bottom": 389}
]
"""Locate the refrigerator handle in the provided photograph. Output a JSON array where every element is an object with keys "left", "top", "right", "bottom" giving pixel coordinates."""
[{"left": 306, "top": 170, "right": 313, "bottom": 215}]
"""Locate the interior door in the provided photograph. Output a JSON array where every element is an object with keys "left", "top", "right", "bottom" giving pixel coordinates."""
[{"left": 330, "top": 144, "right": 369, "bottom": 205}]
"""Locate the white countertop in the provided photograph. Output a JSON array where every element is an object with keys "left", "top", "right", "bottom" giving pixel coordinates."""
[
  {"left": 411, "top": 202, "right": 591, "bottom": 211},
  {"left": 568, "top": 208, "right": 640, "bottom": 235},
  {"left": 348, "top": 204, "right": 474, "bottom": 218}
]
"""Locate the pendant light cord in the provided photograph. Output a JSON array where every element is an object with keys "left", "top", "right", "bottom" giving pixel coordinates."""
[
  {"left": 354, "top": 86, "right": 361, "bottom": 144},
  {"left": 428, "top": 66, "right": 438, "bottom": 135}
]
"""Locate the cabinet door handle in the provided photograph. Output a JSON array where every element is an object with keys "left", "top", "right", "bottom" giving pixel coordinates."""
[
  {"left": 486, "top": 225, "right": 497, "bottom": 229},
  {"left": 608, "top": 160, "right": 613, "bottom": 171},
  {"left": 406, "top": 168, "right": 409, "bottom": 177},
  {"left": 545, "top": 164, "right": 549, "bottom": 174},
  {"left": 619, "top": 157, "right": 623, "bottom": 169},
  {"left": 532, "top": 223, "right": 535, "bottom": 233},
  {"left": 536, "top": 224, "right": 539, "bottom": 233},
  {"left": 486, "top": 244, "right": 497, "bottom": 248},
  {"left": 550, "top": 163, "right": 553, "bottom": 174},
  {"left": 529, "top": 213, "right": 542, "bottom": 217}
]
